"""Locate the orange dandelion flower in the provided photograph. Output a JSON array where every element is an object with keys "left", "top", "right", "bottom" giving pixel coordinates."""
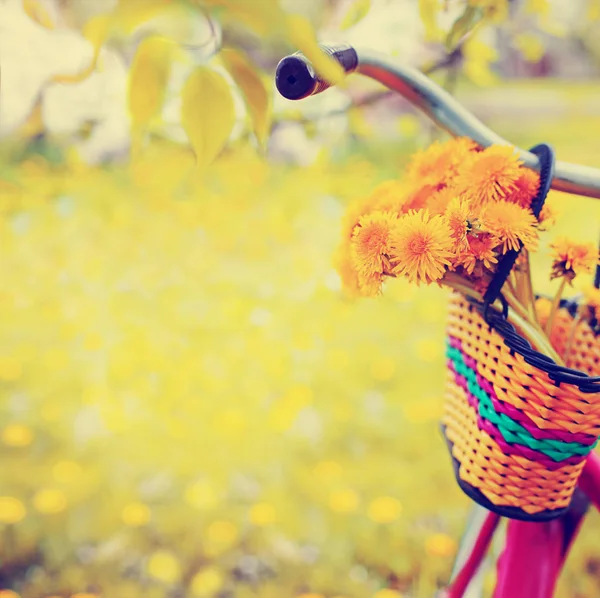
[
  {"left": 405, "top": 137, "right": 478, "bottom": 187},
  {"left": 481, "top": 201, "right": 539, "bottom": 253},
  {"left": 443, "top": 196, "right": 477, "bottom": 250},
  {"left": 428, "top": 187, "right": 456, "bottom": 215},
  {"left": 454, "top": 145, "right": 522, "bottom": 206},
  {"left": 549, "top": 237, "right": 599, "bottom": 283},
  {"left": 333, "top": 241, "right": 361, "bottom": 297},
  {"left": 389, "top": 209, "right": 453, "bottom": 285},
  {"left": 538, "top": 203, "right": 557, "bottom": 230},
  {"left": 401, "top": 181, "right": 439, "bottom": 213},
  {"left": 509, "top": 168, "right": 540, "bottom": 208},
  {"left": 369, "top": 179, "right": 411, "bottom": 214},
  {"left": 350, "top": 210, "right": 398, "bottom": 294},
  {"left": 340, "top": 196, "right": 373, "bottom": 240},
  {"left": 455, "top": 233, "right": 499, "bottom": 275}
]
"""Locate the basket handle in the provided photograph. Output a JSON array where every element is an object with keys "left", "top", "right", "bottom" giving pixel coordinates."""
[{"left": 482, "top": 143, "right": 556, "bottom": 319}]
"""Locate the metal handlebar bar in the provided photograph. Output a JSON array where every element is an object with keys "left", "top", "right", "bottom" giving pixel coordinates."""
[{"left": 275, "top": 44, "right": 600, "bottom": 200}]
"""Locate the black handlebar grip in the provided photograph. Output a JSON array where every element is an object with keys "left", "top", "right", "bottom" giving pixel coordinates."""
[{"left": 275, "top": 43, "right": 358, "bottom": 100}]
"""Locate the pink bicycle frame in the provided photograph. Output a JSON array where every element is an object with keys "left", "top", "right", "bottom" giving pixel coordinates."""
[{"left": 446, "top": 452, "right": 600, "bottom": 598}]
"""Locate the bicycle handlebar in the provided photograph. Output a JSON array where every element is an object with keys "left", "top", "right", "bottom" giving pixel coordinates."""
[{"left": 275, "top": 44, "right": 600, "bottom": 200}]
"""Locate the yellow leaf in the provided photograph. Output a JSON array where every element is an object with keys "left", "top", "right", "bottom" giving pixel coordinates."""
[
  {"left": 287, "top": 14, "right": 345, "bottom": 86},
  {"left": 340, "top": 0, "right": 371, "bottom": 31},
  {"left": 419, "top": 0, "right": 442, "bottom": 42},
  {"left": 51, "top": 0, "right": 178, "bottom": 85},
  {"left": 128, "top": 37, "right": 174, "bottom": 130},
  {"left": 112, "top": 0, "right": 177, "bottom": 34},
  {"left": 23, "top": 0, "right": 55, "bottom": 29},
  {"left": 181, "top": 66, "right": 236, "bottom": 168},
  {"left": 196, "top": 0, "right": 286, "bottom": 36},
  {"left": 220, "top": 48, "right": 270, "bottom": 146}
]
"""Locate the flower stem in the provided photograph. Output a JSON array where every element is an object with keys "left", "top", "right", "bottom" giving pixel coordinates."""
[{"left": 544, "top": 277, "right": 567, "bottom": 337}]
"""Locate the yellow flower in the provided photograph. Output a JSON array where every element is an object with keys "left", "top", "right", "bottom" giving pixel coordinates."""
[
  {"left": 455, "top": 233, "right": 499, "bottom": 276},
  {"left": 443, "top": 196, "right": 476, "bottom": 249},
  {"left": 190, "top": 567, "right": 225, "bottom": 596},
  {"left": 390, "top": 210, "right": 453, "bottom": 285},
  {"left": 481, "top": 201, "right": 539, "bottom": 253},
  {"left": 549, "top": 238, "right": 599, "bottom": 283},
  {"left": 333, "top": 241, "right": 361, "bottom": 297},
  {"left": 400, "top": 181, "right": 439, "bottom": 213},
  {"left": 370, "top": 180, "right": 411, "bottom": 213},
  {"left": 538, "top": 203, "right": 557, "bottom": 230},
  {"left": 373, "top": 589, "right": 403, "bottom": 598},
  {"left": 367, "top": 496, "right": 402, "bottom": 523},
  {"left": 349, "top": 210, "right": 398, "bottom": 295},
  {"left": 454, "top": 145, "right": 522, "bottom": 206},
  {"left": 405, "top": 137, "right": 477, "bottom": 186},
  {"left": 427, "top": 187, "right": 456, "bottom": 216},
  {"left": 509, "top": 168, "right": 540, "bottom": 208},
  {"left": 425, "top": 532, "right": 457, "bottom": 557}
]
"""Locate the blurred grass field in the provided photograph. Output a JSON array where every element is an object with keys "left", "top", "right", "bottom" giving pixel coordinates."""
[{"left": 1, "top": 81, "right": 600, "bottom": 598}]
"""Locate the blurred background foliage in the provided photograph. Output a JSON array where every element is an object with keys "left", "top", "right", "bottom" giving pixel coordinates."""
[{"left": 1, "top": 0, "right": 600, "bottom": 597}]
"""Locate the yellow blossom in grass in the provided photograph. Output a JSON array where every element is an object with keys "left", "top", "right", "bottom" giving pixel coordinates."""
[
  {"left": 390, "top": 210, "right": 453, "bottom": 285},
  {"left": 249, "top": 502, "right": 277, "bottom": 526},
  {"left": 373, "top": 589, "right": 403, "bottom": 598},
  {"left": 349, "top": 211, "right": 398, "bottom": 295},
  {"left": 367, "top": 496, "right": 402, "bottom": 523},
  {"left": 455, "top": 145, "right": 522, "bottom": 206},
  {"left": 190, "top": 567, "right": 224, "bottom": 596},
  {"left": 0, "top": 497, "right": 26, "bottom": 524},
  {"left": 329, "top": 489, "right": 360, "bottom": 513},
  {"left": 481, "top": 201, "right": 539, "bottom": 253},
  {"left": 121, "top": 502, "right": 151, "bottom": 526},
  {"left": 147, "top": 550, "right": 181, "bottom": 583},
  {"left": 509, "top": 168, "right": 540, "bottom": 208},
  {"left": 549, "top": 238, "right": 599, "bottom": 283},
  {"left": 32, "top": 488, "right": 67, "bottom": 514},
  {"left": 425, "top": 532, "right": 457, "bottom": 557},
  {"left": 1, "top": 423, "right": 34, "bottom": 447}
]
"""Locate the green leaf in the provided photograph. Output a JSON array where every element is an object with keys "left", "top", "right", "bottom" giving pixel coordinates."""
[
  {"left": 220, "top": 48, "right": 271, "bottom": 147},
  {"left": 180, "top": 66, "right": 236, "bottom": 168},
  {"left": 445, "top": 5, "right": 484, "bottom": 51},
  {"left": 340, "top": 0, "right": 371, "bottom": 31}
]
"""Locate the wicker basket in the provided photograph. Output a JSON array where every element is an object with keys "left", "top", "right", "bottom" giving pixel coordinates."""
[{"left": 442, "top": 292, "right": 600, "bottom": 521}]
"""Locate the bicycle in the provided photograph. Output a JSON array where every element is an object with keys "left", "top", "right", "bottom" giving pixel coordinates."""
[{"left": 273, "top": 44, "right": 600, "bottom": 598}]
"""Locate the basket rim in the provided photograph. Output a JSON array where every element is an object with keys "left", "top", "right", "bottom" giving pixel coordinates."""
[{"left": 461, "top": 296, "right": 600, "bottom": 394}]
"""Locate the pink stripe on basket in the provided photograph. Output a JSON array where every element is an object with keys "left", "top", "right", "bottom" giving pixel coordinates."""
[
  {"left": 450, "top": 366, "right": 586, "bottom": 470},
  {"left": 448, "top": 341, "right": 597, "bottom": 446}
]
